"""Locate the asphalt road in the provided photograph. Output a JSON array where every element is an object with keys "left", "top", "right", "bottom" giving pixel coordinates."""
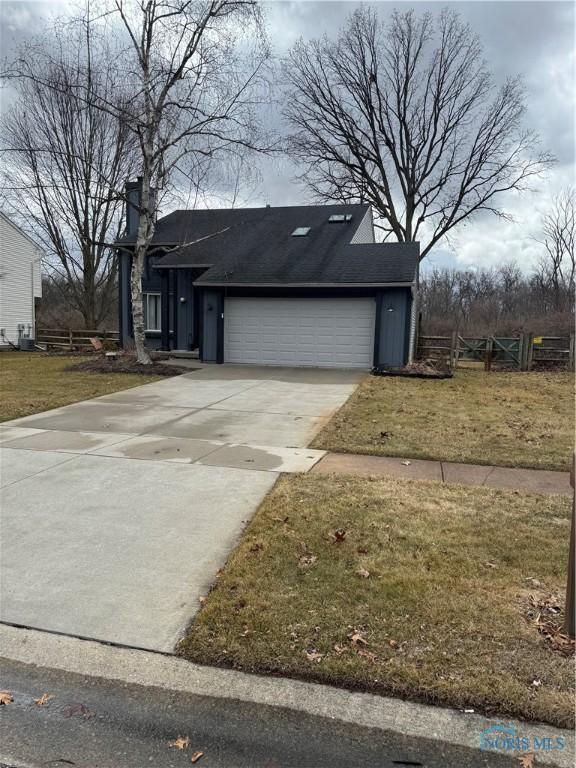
[{"left": 0, "top": 659, "right": 516, "bottom": 768}]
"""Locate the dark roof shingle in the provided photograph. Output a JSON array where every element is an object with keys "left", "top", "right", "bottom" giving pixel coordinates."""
[{"left": 120, "top": 204, "right": 419, "bottom": 285}]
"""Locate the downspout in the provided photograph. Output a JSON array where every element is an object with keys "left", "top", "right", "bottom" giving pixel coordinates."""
[
  {"left": 31, "top": 260, "right": 35, "bottom": 339},
  {"left": 31, "top": 251, "right": 41, "bottom": 340}
]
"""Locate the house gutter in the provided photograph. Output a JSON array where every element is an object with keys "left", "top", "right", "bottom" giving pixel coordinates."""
[{"left": 196, "top": 281, "right": 416, "bottom": 288}]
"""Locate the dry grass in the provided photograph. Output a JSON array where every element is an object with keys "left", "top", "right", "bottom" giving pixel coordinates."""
[
  {"left": 313, "top": 369, "right": 574, "bottom": 471},
  {"left": 0, "top": 352, "right": 163, "bottom": 422},
  {"left": 179, "top": 473, "right": 574, "bottom": 728}
]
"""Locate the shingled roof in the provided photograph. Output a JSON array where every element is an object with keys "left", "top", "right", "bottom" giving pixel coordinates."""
[{"left": 119, "top": 204, "right": 419, "bottom": 286}]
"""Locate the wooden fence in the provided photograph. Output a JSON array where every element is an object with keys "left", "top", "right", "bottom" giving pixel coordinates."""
[
  {"left": 36, "top": 328, "right": 120, "bottom": 350},
  {"left": 417, "top": 332, "right": 575, "bottom": 371}
]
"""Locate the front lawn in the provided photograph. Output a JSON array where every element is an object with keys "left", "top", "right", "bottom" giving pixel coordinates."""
[
  {"left": 0, "top": 352, "right": 163, "bottom": 422},
  {"left": 179, "top": 473, "right": 574, "bottom": 729},
  {"left": 312, "top": 369, "right": 574, "bottom": 471}
]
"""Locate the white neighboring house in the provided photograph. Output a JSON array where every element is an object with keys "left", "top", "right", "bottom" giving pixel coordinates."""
[{"left": 0, "top": 211, "right": 43, "bottom": 348}]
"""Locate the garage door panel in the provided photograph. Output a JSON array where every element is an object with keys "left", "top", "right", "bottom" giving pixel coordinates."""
[{"left": 224, "top": 298, "right": 375, "bottom": 369}]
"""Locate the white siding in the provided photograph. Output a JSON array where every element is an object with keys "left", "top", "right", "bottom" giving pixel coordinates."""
[
  {"left": 350, "top": 206, "right": 375, "bottom": 244},
  {"left": 0, "top": 213, "right": 43, "bottom": 345}
]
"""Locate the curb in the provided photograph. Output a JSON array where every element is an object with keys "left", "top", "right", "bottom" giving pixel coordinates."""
[{"left": 0, "top": 624, "right": 573, "bottom": 768}]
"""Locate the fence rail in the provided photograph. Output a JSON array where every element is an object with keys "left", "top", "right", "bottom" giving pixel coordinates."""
[
  {"left": 36, "top": 328, "right": 120, "bottom": 350},
  {"left": 417, "top": 332, "right": 575, "bottom": 371}
]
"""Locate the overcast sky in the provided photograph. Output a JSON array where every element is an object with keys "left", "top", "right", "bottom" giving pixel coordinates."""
[{"left": 0, "top": 0, "right": 574, "bottom": 272}]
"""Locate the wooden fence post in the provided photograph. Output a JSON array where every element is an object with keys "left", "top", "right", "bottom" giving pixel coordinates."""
[
  {"left": 565, "top": 452, "right": 575, "bottom": 639},
  {"left": 519, "top": 333, "right": 529, "bottom": 371},
  {"left": 484, "top": 337, "right": 494, "bottom": 371},
  {"left": 68, "top": 329, "right": 73, "bottom": 351},
  {"left": 526, "top": 333, "right": 534, "bottom": 371},
  {"left": 569, "top": 334, "right": 575, "bottom": 372},
  {"left": 450, "top": 330, "right": 458, "bottom": 369}
]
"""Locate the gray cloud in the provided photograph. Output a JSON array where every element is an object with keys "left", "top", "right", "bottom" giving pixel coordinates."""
[{"left": 1, "top": 0, "right": 573, "bottom": 270}]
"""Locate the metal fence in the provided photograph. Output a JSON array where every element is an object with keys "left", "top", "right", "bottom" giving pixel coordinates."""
[{"left": 417, "top": 332, "right": 575, "bottom": 371}]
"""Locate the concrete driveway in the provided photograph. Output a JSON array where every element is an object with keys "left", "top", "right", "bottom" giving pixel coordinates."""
[{"left": 0, "top": 365, "right": 361, "bottom": 651}]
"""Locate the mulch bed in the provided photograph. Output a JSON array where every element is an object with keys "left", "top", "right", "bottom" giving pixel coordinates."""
[
  {"left": 66, "top": 357, "right": 190, "bottom": 377},
  {"left": 372, "top": 361, "right": 453, "bottom": 379}
]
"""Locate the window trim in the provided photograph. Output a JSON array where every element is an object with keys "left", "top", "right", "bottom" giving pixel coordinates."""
[{"left": 144, "top": 292, "right": 162, "bottom": 332}]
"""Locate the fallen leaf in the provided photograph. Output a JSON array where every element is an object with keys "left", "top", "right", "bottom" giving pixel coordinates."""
[
  {"left": 298, "top": 553, "right": 317, "bottom": 568},
  {"left": 484, "top": 561, "right": 497, "bottom": 569},
  {"left": 331, "top": 528, "right": 347, "bottom": 543},
  {"left": 333, "top": 643, "right": 347, "bottom": 655},
  {"left": 63, "top": 702, "right": 92, "bottom": 718},
  {"left": 526, "top": 593, "right": 575, "bottom": 657},
  {"left": 305, "top": 649, "right": 324, "bottom": 662},
  {"left": 191, "top": 751, "right": 204, "bottom": 763},
  {"left": 518, "top": 754, "right": 535, "bottom": 768},
  {"left": 356, "top": 568, "right": 370, "bottom": 578},
  {"left": 0, "top": 691, "right": 13, "bottom": 706},
  {"left": 400, "top": 460, "right": 412, "bottom": 466},
  {"left": 35, "top": 693, "right": 54, "bottom": 707},
  {"left": 531, "top": 679, "right": 542, "bottom": 688},
  {"left": 349, "top": 631, "right": 368, "bottom": 646},
  {"left": 169, "top": 736, "right": 190, "bottom": 750},
  {"left": 199, "top": 596, "right": 206, "bottom": 606},
  {"left": 357, "top": 649, "right": 377, "bottom": 663},
  {"left": 389, "top": 639, "right": 398, "bottom": 648},
  {"left": 524, "top": 577, "right": 542, "bottom": 589}
]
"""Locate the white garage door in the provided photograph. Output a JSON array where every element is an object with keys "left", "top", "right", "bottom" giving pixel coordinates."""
[{"left": 224, "top": 298, "right": 375, "bottom": 368}]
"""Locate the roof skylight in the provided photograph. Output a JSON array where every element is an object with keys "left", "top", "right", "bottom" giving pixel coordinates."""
[
  {"left": 291, "top": 227, "right": 311, "bottom": 237},
  {"left": 328, "top": 214, "right": 353, "bottom": 223}
]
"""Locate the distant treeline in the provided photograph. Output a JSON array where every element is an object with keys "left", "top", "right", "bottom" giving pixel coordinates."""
[{"left": 419, "top": 263, "right": 575, "bottom": 337}]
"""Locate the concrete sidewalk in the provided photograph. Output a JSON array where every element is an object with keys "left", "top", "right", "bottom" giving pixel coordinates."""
[{"left": 312, "top": 452, "right": 572, "bottom": 495}]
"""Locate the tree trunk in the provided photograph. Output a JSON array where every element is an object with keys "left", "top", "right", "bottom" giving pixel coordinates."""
[
  {"left": 131, "top": 169, "right": 153, "bottom": 365},
  {"left": 130, "top": 248, "right": 151, "bottom": 364}
]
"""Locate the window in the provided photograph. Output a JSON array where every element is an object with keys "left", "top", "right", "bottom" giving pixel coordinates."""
[
  {"left": 328, "top": 214, "right": 353, "bottom": 223},
  {"left": 291, "top": 227, "right": 311, "bottom": 237},
  {"left": 145, "top": 293, "right": 161, "bottom": 331}
]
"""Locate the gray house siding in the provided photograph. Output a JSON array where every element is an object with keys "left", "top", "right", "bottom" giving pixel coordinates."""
[
  {"left": 118, "top": 252, "right": 133, "bottom": 347},
  {"left": 374, "top": 288, "right": 411, "bottom": 368},
  {"left": 198, "top": 286, "right": 414, "bottom": 368},
  {"left": 350, "top": 207, "right": 375, "bottom": 244},
  {"left": 121, "top": 267, "right": 415, "bottom": 366},
  {"left": 173, "top": 271, "right": 195, "bottom": 350},
  {"left": 120, "top": 253, "right": 185, "bottom": 350},
  {"left": 407, "top": 288, "right": 418, "bottom": 363},
  {"left": 200, "top": 289, "right": 223, "bottom": 362}
]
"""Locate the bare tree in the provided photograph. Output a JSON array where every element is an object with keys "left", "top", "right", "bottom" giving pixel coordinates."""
[
  {"left": 87, "top": 0, "right": 270, "bottom": 363},
  {"left": 0, "top": 19, "right": 136, "bottom": 329},
  {"left": 420, "top": 261, "right": 574, "bottom": 337},
  {"left": 533, "top": 188, "right": 575, "bottom": 311},
  {"left": 285, "top": 7, "right": 553, "bottom": 260}
]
